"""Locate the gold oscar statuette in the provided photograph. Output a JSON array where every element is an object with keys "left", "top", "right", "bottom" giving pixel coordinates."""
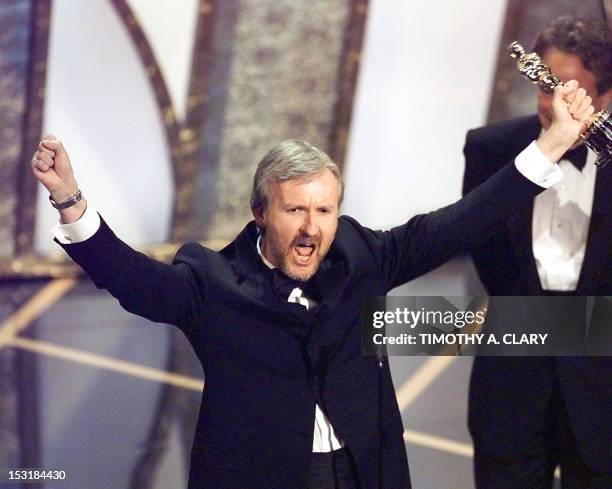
[{"left": 509, "top": 41, "right": 611, "bottom": 169}]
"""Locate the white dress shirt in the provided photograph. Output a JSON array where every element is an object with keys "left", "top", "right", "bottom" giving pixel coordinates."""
[{"left": 532, "top": 144, "right": 596, "bottom": 291}]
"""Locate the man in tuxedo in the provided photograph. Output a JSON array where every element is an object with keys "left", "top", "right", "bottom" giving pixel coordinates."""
[
  {"left": 463, "top": 16, "right": 611, "bottom": 489},
  {"left": 32, "top": 79, "right": 590, "bottom": 488}
]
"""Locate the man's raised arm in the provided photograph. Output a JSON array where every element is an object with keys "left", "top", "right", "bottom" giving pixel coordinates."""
[{"left": 30, "top": 136, "right": 206, "bottom": 336}]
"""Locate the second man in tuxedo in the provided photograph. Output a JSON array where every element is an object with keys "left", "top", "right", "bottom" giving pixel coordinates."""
[{"left": 463, "top": 15, "right": 611, "bottom": 489}]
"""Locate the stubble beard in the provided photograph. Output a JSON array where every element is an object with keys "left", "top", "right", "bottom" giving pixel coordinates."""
[
  {"left": 281, "top": 257, "right": 320, "bottom": 282},
  {"left": 268, "top": 237, "right": 324, "bottom": 282},
  {"left": 270, "top": 244, "right": 319, "bottom": 282}
]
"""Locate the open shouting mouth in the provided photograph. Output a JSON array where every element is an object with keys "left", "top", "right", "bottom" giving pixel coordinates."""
[{"left": 293, "top": 241, "right": 317, "bottom": 266}]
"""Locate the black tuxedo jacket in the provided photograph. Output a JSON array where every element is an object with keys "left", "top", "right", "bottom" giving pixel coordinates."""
[
  {"left": 61, "top": 162, "right": 542, "bottom": 489},
  {"left": 463, "top": 115, "right": 612, "bottom": 474}
]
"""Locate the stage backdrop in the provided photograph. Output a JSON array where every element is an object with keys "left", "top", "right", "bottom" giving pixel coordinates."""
[
  {"left": 0, "top": 0, "right": 366, "bottom": 278},
  {"left": 0, "top": 0, "right": 608, "bottom": 289}
]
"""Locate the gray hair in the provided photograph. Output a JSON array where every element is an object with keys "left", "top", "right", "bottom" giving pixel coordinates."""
[{"left": 250, "top": 139, "right": 344, "bottom": 210}]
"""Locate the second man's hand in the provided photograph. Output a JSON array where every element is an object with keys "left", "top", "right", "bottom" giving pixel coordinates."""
[{"left": 536, "top": 80, "right": 595, "bottom": 163}]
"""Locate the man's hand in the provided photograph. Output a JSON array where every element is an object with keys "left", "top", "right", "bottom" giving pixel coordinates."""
[
  {"left": 31, "top": 134, "right": 77, "bottom": 200},
  {"left": 31, "top": 135, "right": 87, "bottom": 223},
  {"left": 536, "top": 80, "right": 595, "bottom": 162}
]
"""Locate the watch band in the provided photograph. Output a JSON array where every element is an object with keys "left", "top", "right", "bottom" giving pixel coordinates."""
[{"left": 49, "top": 189, "right": 83, "bottom": 210}]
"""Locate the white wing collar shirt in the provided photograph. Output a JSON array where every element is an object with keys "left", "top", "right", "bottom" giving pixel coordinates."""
[{"left": 532, "top": 143, "right": 597, "bottom": 291}]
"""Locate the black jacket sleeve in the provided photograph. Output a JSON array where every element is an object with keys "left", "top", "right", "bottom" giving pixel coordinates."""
[
  {"left": 461, "top": 121, "right": 539, "bottom": 294},
  {"left": 352, "top": 161, "right": 544, "bottom": 292},
  {"left": 463, "top": 127, "right": 499, "bottom": 194},
  {"left": 58, "top": 216, "right": 206, "bottom": 337}
]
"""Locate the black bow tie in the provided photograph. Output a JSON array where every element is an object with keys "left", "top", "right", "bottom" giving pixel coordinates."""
[
  {"left": 271, "top": 269, "right": 304, "bottom": 301},
  {"left": 562, "top": 145, "right": 588, "bottom": 171}
]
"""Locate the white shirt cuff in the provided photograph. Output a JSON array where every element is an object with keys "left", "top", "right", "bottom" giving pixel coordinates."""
[
  {"left": 51, "top": 204, "right": 101, "bottom": 244},
  {"left": 514, "top": 140, "right": 564, "bottom": 188}
]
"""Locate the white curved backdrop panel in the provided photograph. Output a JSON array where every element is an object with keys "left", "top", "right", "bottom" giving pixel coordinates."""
[
  {"left": 127, "top": 0, "right": 199, "bottom": 124},
  {"left": 35, "top": 0, "right": 177, "bottom": 254},
  {"left": 343, "top": 0, "right": 507, "bottom": 294}
]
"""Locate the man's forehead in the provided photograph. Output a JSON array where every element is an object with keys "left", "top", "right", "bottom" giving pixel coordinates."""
[{"left": 270, "top": 170, "right": 341, "bottom": 203}]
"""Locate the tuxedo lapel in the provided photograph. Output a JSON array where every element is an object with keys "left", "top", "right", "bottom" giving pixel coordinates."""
[
  {"left": 305, "top": 256, "right": 349, "bottom": 379},
  {"left": 506, "top": 116, "right": 544, "bottom": 293},
  {"left": 577, "top": 166, "right": 611, "bottom": 293},
  {"left": 590, "top": 164, "right": 611, "bottom": 217},
  {"left": 507, "top": 203, "right": 543, "bottom": 293},
  {"left": 312, "top": 256, "right": 347, "bottom": 310}
]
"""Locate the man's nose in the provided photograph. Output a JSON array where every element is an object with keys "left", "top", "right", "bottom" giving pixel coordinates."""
[{"left": 300, "top": 212, "right": 318, "bottom": 236}]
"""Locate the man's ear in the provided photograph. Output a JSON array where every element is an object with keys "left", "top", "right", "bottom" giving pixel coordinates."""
[{"left": 252, "top": 206, "right": 265, "bottom": 228}]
